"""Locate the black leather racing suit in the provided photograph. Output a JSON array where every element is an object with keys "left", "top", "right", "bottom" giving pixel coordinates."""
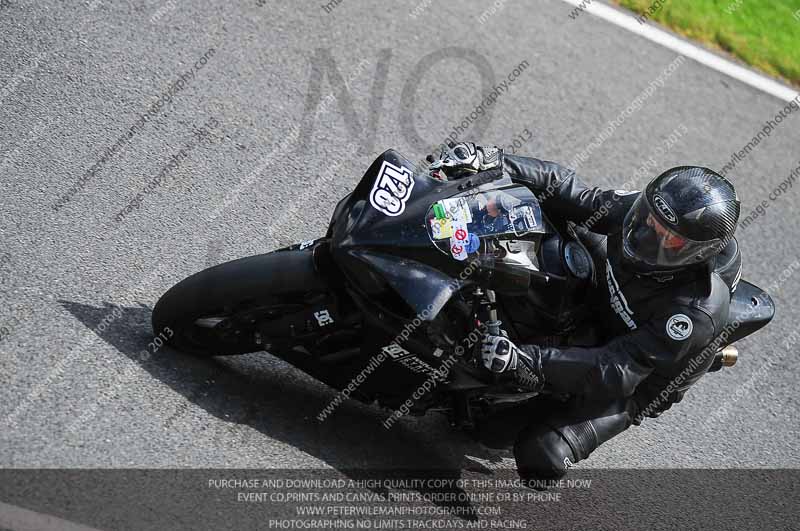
[{"left": 495, "top": 155, "right": 739, "bottom": 479}]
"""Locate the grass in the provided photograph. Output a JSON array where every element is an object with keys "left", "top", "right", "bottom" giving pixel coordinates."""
[{"left": 615, "top": 0, "right": 800, "bottom": 86}]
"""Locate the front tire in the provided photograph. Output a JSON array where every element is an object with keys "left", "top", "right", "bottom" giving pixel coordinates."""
[{"left": 152, "top": 248, "right": 329, "bottom": 356}]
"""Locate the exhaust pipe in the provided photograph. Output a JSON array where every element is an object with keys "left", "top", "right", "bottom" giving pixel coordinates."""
[
  {"left": 708, "top": 345, "right": 738, "bottom": 372},
  {"left": 720, "top": 345, "right": 738, "bottom": 367}
]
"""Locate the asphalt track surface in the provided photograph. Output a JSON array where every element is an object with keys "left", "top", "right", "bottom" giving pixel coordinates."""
[{"left": 1, "top": 0, "right": 799, "bottom": 528}]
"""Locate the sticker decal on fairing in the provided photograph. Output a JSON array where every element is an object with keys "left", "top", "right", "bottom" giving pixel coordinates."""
[
  {"left": 440, "top": 197, "right": 473, "bottom": 223},
  {"left": 382, "top": 343, "right": 410, "bottom": 359},
  {"left": 369, "top": 160, "right": 415, "bottom": 217},
  {"left": 383, "top": 343, "right": 447, "bottom": 382},
  {"left": 430, "top": 217, "right": 455, "bottom": 240},
  {"left": 449, "top": 221, "right": 470, "bottom": 261},
  {"left": 314, "top": 309, "right": 335, "bottom": 327}
]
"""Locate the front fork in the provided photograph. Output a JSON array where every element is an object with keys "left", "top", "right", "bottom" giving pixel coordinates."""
[
  {"left": 468, "top": 286, "right": 502, "bottom": 359},
  {"left": 485, "top": 288, "right": 503, "bottom": 336},
  {"left": 446, "top": 286, "right": 502, "bottom": 430}
]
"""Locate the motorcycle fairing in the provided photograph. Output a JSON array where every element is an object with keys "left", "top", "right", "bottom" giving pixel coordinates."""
[
  {"left": 332, "top": 149, "right": 446, "bottom": 252},
  {"left": 330, "top": 150, "right": 551, "bottom": 321},
  {"left": 330, "top": 150, "right": 470, "bottom": 320},
  {"left": 347, "top": 249, "right": 465, "bottom": 319}
]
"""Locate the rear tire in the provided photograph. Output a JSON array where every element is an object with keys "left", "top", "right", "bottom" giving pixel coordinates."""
[{"left": 152, "top": 249, "right": 329, "bottom": 356}]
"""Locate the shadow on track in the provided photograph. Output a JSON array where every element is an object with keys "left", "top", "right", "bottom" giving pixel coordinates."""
[{"left": 58, "top": 300, "right": 515, "bottom": 519}]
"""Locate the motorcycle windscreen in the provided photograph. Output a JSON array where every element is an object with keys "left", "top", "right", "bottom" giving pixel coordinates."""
[{"left": 425, "top": 186, "right": 546, "bottom": 260}]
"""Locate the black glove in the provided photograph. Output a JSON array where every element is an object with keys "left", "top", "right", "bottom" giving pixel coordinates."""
[
  {"left": 427, "top": 142, "right": 502, "bottom": 179},
  {"left": 482, "top": 333, "right": 544, "bottom": 392}
]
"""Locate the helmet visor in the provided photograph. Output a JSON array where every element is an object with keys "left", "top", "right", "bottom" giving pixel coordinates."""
[{"left": 622, "top": 195, "right": 722, "bottom": 270}]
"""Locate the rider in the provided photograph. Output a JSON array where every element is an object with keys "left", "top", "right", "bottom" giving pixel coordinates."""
[{"left": 428, "top": 142, "right": 742, "bottom": 482}]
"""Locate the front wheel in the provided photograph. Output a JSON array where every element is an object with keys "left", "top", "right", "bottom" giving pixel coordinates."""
[{"left": 151, "top": 246, "right": 332, "bottom": 356}]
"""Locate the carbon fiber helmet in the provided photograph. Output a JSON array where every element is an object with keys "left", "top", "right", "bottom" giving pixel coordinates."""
[{"left": 622, "top": 166, "right": 740, "bottom": 273}]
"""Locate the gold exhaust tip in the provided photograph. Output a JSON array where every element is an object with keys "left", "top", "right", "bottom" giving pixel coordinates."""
[{"left": 721, "top": 345, "right": 738, "bottom": 367}]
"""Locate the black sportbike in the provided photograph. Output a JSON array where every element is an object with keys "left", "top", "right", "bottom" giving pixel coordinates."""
[{"left": 152, "top": 150, "right": 774, "bottom": 433}]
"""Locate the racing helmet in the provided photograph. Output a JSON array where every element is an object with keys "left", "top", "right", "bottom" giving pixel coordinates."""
[{"left": 622, "top": 166, "right": 740, "bottom": 273}]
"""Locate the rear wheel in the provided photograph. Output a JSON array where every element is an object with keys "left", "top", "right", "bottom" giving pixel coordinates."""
[{"left": 152, "top": 248, "right": 330, "bottom": 356}]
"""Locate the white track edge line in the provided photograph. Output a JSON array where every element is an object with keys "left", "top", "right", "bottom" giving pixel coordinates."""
[{"left": 560, "top": 0, "right": 800, "bottom": 103}]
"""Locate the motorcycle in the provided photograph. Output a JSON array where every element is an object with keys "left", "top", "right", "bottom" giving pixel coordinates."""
[{"left": 152, "top": 149, "right": 774, "bottom": 433}]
